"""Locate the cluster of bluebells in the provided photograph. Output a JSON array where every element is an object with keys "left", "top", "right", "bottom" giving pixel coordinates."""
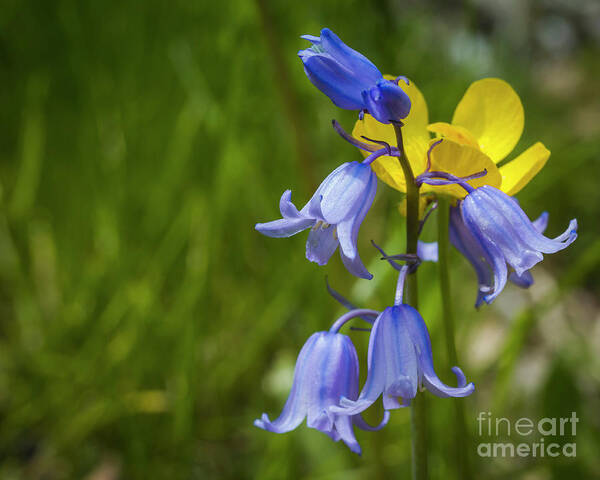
[{"left": 254, "top": 28, "right": 577, "bottom": 454}]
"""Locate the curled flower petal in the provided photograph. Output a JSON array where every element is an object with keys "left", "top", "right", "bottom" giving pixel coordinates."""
[
  {"left": 354, "top": 411, "right": 390, "bottom": 432},
  {"left": 256, "top": 190, "right": 315, "bottom": 237},
  {"left": 278, "top": 190, "right": 303, "bottom": 218},
  {"left": 340, "top": 245, "right": 373, "bottom": 280},
  {"left": 403, "top": 305, "right": 474, "bottom": 398}
]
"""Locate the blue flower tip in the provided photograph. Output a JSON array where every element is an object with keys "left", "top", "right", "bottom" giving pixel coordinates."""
[
  {"left": 306, "top": 253, "right": 329, "bottom": 267},
  {"left": 350, "top": 443, "right": 362, "bottom": 456},
  {"left": 483, "top": 293, "right": 497, "bottom": 305},
  {"left": 451, "top": 366, "right": 468, "bottom": 388},
  {"left": 254, "top": 415, "right": 267, "bottom": 430}
]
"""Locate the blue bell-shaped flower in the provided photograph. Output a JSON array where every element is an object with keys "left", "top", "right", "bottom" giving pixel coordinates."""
[
  {"left": 331, "top": 305, "right": 474, "bottom": 415},
  {"left": 298, "top": 28, "right": 410, "bottom": 124},
  {"left": 455, "top": 185, "right": 577, "bottom": 305},
  {"left": 255, "top": 330, "right": 387, "bottom": 454},
  {"left": 255, "top": 161, "right": 377, "bottom": 279}
]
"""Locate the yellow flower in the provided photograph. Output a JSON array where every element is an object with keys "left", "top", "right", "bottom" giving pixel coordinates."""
[{"left": 352, "top": 77, "right": 550, "bottom": 201}]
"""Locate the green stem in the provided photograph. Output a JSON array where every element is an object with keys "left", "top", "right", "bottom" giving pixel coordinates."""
[
  {"left": 410, "top": 394, "right": 427, "bottom": 480},
  {"left": 437, "top": 198, "right": 459, "bottom": 368},
  {"left": 393, "top": 123, "right": 427, "bottom": 480},
  {"left": 437, "top": 197, "right": 472, "bottom": 480}
]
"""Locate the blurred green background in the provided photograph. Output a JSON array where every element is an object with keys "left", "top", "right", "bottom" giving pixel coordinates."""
[{"left": 1, "top": 0, "right": 599, "bottom": 478}]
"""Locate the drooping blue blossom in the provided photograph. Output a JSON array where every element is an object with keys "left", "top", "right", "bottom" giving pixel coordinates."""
[
  {"left": 451, "top": 208, "right": 549, "bottom": 304},
  {"left": 453, "top": 185, "right": 577, "bottom": 305},
  {"left": 450, "top": 207, "right": 547, "bottom": 305},
  {"left": 331, "top": 305, "right": 474, "bottom": 416},
  {"left": 298, "top": 28, "right": 411, "bottom": 124},
  {"left": 255, "top": 161, "right": 377, "bottom": 279},
  {"left": 254, "top": 329, "right": 388, "bottom": 455}
]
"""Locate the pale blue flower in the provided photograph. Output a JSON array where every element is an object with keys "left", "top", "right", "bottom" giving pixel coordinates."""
[
  {"left": 331, "top": 305, "right": 474, "bottom": 415},
  {"left": 255, "top": 330, "right": 387, "bottom": 454},
  {"left": 255, "top": 162, "right": 377, "bottom": 279},
  {"left": 454, "top": 186, "right": 577, "bottom": 305}
]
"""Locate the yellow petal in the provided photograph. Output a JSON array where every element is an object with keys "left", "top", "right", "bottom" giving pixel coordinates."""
[
  {"left": 422, "top": 139, "right": 502, "bottom": 198},
  {"left": 499, "top": 142, "right": 550, "bottom": 196},
  {"left": 352, "top": 77, "right": 430, "bottom": 191},
  {"left": 452, "top": 78, "right": 524, "bottom": 163},
  {"left": 427, "top": 122, "right": 479, "bottom": 148},
  {"left": 352, "top": 114, "right": 396, "bottom": 157},
  {"left": 370, "top": 154, "right": 408, "bottom": 192}
]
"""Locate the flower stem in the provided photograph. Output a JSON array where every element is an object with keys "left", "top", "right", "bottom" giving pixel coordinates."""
[
  {"left": 437, "top": 197, "right": 472, "bottom": 480},
  {"left": 393, "top": 123, "right": 427, "bottom": 480}
]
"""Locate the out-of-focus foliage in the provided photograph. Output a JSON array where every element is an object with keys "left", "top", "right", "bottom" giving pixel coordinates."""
[{"left": 0, "top": 0, "right": 599, "bottom": 479}]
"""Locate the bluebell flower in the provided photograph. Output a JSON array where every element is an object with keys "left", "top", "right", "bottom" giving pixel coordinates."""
[
  {"left": 254, "top": 330, "right": 388, "bottom": 455},
  {"left": 450, "top": 208, "right": 549, "bottom": 305},
  {"left": 255, "top": 161, "right": 377, "bottom": 279},
  {"left": 453, "top": 185, "right": 577, "bottom": 305},
  {"left": 331, "top": 305, "right": 474, "bottom": 415},
  {"left": 298, "top": 28, "right": 410, "bottom": 124}
]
